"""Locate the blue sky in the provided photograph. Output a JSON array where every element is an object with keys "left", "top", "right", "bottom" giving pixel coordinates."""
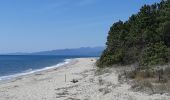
[{"left": 0, "top": 0, "right": 160, "bottom": 53}]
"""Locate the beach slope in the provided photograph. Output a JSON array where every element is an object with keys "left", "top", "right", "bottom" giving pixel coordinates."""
[{"left": 0, "top": 58, "right": 169, "bottom": 100}]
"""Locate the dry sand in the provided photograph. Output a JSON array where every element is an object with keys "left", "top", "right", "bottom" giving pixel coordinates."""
[{"left": 0, "top": 58, "right": 170, "bottom": 100}]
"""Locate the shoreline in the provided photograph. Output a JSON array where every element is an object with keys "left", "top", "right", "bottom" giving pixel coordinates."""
[
  {"left": 0, "top": 58, "right": 169, "bottom": 100},
  {"left": 0, "top": 58, "right": 77, "bottom": 84}
]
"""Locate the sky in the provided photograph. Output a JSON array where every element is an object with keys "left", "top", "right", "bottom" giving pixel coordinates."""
[{"left": 0, "top": 0, "right": 161, "bottom": 53}]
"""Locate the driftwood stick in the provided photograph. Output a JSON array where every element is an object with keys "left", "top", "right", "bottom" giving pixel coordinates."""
[
  {"left": 65, "top": 74, "right": 66, "bottom": 82},
  {"left": 158, "top": 69, "right": 163, "bottom": 82},
  {"left": 124, "top": 70, "right": 127, "bottom": 81}
]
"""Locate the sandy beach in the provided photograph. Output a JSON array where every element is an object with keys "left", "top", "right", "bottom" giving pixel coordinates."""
[{"left": 0, "top": 58, "right": 170, "bottom": 100}]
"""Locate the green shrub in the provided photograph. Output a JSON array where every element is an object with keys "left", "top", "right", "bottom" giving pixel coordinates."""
[
  {"left": 97, "top": 49, "right": 124, "bottom": 67},
  {"left": 139, "top": 42, "right": 169, "bottom": 67}
]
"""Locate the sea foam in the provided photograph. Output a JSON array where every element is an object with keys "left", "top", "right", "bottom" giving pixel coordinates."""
[{"left": 0, "top": 59, "right": 71, "bottom": 81}]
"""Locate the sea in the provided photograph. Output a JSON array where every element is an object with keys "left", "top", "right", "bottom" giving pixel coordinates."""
[{"left": 0, "top": 55, "right": 92, "bottom": 81}]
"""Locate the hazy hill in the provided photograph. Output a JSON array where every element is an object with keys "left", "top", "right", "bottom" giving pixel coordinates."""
[{"left": 6, "top": 47, "right": 104, "bottom": 56}]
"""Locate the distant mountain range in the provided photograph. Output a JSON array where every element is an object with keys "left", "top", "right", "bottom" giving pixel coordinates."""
[{"left": 6, "top": 47, "right": 105, "bottom": 56}]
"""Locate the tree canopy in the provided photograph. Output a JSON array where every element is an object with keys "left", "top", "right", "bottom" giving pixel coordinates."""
[{"left": 97, "top": 0, "right": 170, "bottom": 68}]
